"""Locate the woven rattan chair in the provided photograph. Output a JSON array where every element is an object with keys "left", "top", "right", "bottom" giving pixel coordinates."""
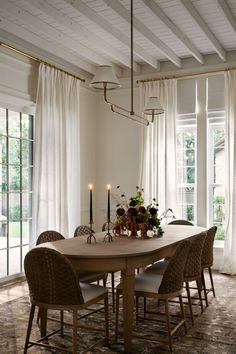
[
  {"left": 201, "top": 226, "right": 217, "bottom": 306},
  {"left": 37, "top": 230, "right": 107, "bottom": 286},
  {"left": 146, "top": 232, "right": 207, "bottom": 325},
  {"left": 115, "top": 240, "right": 191, "bottom": 352},
  {"left": 168, "top": 219, "right": 194, "bottom": 226},
  {"left": 36, "top": 230, "right": 64, "bottom": 245},
  {"left": 74, "top": 225, "right": 94, "bottom": 237},
  {"left": 24, "top": 247, "right": 109, "bottom": 354},
  {"left": 72, "top": 226, "right": 107, "bottom": 285}
]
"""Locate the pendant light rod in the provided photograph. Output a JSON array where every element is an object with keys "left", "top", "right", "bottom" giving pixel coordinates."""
[
  {"left": 90, "top": 0, "right": 164, "bottom": 125},
  {"left": 103, "top": 85, "right": 148, "bottom": 126},
  {"left": 131, "top": 0, "right": 134, "bottom": 115}
]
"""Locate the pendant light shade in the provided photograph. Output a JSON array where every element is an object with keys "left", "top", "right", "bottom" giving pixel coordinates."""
[
  {"left": 89, "top": 0, "right": 164, "bottom": 126},
  {"left": 90, "top": 65, "right": 121, "bottom": 90},
  {"left": 143, "top": 96, "right": 164, "bottom": 116}
]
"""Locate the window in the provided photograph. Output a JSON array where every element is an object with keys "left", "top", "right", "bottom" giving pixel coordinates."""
[
  {"left": 176, "top": 114, "right": 196, "bottom": 224},
  {"left": 0, "top": 107, "right": 33, "bottom": 279},
  {"left": 177, "top": 76, "right": 225, "bottom": 240}
]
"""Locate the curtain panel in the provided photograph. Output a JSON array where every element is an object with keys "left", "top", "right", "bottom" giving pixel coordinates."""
[
  {"left": 31, "top": 64, "right": 81, "bottom": 246},
  {"left": 138, "top": 80, "right": 179, "bottom": 218},
  {"left": 220, "top": 70, "right": 236, "bottom": 275}
]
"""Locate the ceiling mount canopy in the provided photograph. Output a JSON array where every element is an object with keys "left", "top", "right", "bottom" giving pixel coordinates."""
[{"left": 90, "top": 0, "right": 164, "bottom": 126}]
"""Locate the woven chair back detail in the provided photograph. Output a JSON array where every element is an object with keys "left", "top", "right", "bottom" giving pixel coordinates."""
[
  {"left": 168, "top": 219, "right": 194, "bottom": 226},
  {"left": 184, "top": 232, "right": 207, "bottom": 279},
  {"left": 36, "top": 230, "right": 64, "bottom": 245},
  {"left": 24, "top": 247, "right": 84, "bottom": 305},
  {"left": 74, "top": 225, "right": 93, "bottom": 237},
  {"left": 102, "top": 222, "right": 115, "bottom": 232},
  {"left": 158, "top": 240, "right": 191, "bottom": 294},
  {"left": 201, "top": 226, "right": 217, "bottom": 267}
]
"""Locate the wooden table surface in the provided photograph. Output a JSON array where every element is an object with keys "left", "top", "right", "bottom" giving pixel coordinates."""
[{"left": 38, "top": 224, "right": 206, "bottom": 353}]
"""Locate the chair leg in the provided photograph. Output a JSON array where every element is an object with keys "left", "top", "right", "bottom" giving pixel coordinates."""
[
  {"left": 208, "top": 267, "right": 216, "bottom": 297},
  {"left": 136, "top": 296, "right": 139, "bottom": 325},
  {"left": 36, "top": 307, "right": 40, "bottom": 324},
  {"left": 72, "top": 311, "right": 78, "bottom": 354},
  {"left": 104, "top": 294, "right": 109, "bottom": 345},
  {"left": 196, "top": 279, "right": 204, "bottom": 313},
  {"left": 164, "top": 299, "right": 173, "bottom": 353},
  {"left": 111, "top": 272, "right": 115, "bottom": 313},
  {"left": 143, "top": 297, "right": 146, "bottom": 318},
  {"left": 24, "top": 304, "right": 35, "bottom": 354},
  {"left": 201, "top": 270, "right": 208, "bottom": 307},
  {"left": 186, "top": 282, "right": 194, "bottom": 325},
  {"left": 179, "top": 295, "right": 187, "bottom": 334},
  {"left": 115, "top": 290, "right": 120, "bottom": 342}
]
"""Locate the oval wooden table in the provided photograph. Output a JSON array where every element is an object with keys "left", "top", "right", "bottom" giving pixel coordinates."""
[{"left": 38, "top": 224, "right": 205, "bottom": 353}]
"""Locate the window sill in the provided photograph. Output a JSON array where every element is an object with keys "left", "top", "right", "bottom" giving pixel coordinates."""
[{"left": 214, "top": 240, "right": 224, "bottom": 249}]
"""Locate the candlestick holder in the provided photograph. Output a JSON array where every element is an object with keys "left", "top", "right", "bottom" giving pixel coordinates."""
[
  {"left": 103, "top": 221, "right": 113, "bottom": 242},
  {"left": 87, "top": 222, "right": 96, "bottom": 244}
]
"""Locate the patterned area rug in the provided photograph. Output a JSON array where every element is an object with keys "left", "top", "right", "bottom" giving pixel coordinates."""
[{"left": 1, "top": 271, "right": 236, "bottom": 353}]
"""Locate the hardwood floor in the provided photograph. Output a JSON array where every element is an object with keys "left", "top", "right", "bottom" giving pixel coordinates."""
[{"left": 0, "top": 279, "right": 28, "bottom": 305}]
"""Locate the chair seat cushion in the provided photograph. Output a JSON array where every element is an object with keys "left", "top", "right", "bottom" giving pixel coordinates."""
[
  {"left": 116, "top": 273, "right": 163, "bottom": 294},
  {"left": 80, "top": 282, "right": 108, "bottom": 303},
  {"left": 145, "top": 260, "right": 169, "bottom": 275},
  {"left": 77, "top": 271, "right": 105, "bottom": 283}
]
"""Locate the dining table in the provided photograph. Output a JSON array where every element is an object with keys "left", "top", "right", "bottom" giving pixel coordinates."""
[{"left": 37, "top": 224, "right": 206, "bottom": 353}]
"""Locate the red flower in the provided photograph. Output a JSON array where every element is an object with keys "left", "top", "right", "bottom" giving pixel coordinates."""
[
  {"left": 117, "top": 207, "right": 125, "bottom": 216},
  {"left": 149, "top": 207, "right": 157, "bottom": 216}
]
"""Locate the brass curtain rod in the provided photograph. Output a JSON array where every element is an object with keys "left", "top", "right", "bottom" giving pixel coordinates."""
[
  {"left": 136, "top": 66, "right": 236, "bottom": 84},
  {"left": 0, "top": 42, "right": 85, "bottom": 83}
]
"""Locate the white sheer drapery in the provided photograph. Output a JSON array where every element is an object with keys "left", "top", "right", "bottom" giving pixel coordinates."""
[
  {"left": 31, "top": 64, "right": 81, "bottom": 246},
  {"left": 139, "top": 80, "right": 179, "bottom": 218},
  {"left": 220, "top": 70, "right": 236, "bottom": 275}
]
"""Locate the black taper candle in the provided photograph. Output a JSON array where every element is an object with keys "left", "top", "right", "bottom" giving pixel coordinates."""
[
  {"left": 89, "top": 184, "right": 93, "bottom": 223},
  {"left": 107, "top": 184, "right": 111, "bottom": 222}
]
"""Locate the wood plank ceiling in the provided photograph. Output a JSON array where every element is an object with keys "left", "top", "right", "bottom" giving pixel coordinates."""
[{"left": 0, "top": 0, "right": 236, "bottom": 79}]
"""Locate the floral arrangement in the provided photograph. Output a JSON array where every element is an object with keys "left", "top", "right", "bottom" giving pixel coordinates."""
[{"left": 113, "top": 186, "right": 164, "bottom": 238}]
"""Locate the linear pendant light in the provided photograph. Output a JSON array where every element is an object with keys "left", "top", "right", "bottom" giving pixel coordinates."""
[{"left": 90, "top": 0, "right": 164, "bottom": 126}]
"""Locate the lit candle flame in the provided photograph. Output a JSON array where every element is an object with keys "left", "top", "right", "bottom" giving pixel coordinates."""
[
  {"left": 107, "top": 184, "right": 111, "bottom": 190},
  {"left": 89, "top": 184, "right": 93, "bottom": 190}
]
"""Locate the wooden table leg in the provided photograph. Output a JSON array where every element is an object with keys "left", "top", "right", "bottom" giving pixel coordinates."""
[{"left": 121, "top": 265, "right": 135, "bottom": 354}]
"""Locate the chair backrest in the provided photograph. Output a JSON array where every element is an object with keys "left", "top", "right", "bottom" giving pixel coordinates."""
[
  {"left": 168, "top": 219, "right": 194, "bottom": 226},
  {"left": 158, "top": 239, "right": 191, "bottom": 294},
  {"left": 74, "top": 225, "right": 93, "bottom": 237},
  {"left": 24, "top": 247, "right": 84, "bottom": 306},
  {"left": 184, "top": 232, "right": 207, "bottom": 280},
  {"left": 201, "top": 226, "right": 217, "bottom": 268},
  {"left": 36, "top": 230, "right": 64, "bottom": 245},
  {"left": 102, "top": 222, "right": 115, "bottom": 232}
]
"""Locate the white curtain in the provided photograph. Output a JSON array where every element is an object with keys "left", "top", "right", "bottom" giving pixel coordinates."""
[
  {"left": 31, "top": 64, "right": 81, "bottom": 246},
  {"left": 139, "top": 80, "right": 179, "bottom": 218},
  {"left": 220, "top": 70, "right": 236, "bottom": 275}
]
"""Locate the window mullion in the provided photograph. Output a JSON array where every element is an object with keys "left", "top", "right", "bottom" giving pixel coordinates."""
[{"left": 196, "top": 77, "right": 207, "bottom": 226}]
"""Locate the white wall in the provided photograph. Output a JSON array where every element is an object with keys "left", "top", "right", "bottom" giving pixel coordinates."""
[{"left": 95, "top": 87, "right": 141, "bottom": 230}]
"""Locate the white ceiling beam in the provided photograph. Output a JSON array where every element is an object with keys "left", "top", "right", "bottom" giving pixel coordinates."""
[
  {"left": 0, "top": 0, "right": 111, "bottom": 67},
  {"left": 24, "top": 0, "right": 134, "bottom": 71},
  {"left": 180, "top": 0, "right": 226, "bottom": 62},
  {"left": 64, "top": 0, "right": 159, "bottom": 70},
  {"left": 0, "top": 16, "right": 96, "bottom": 75},
  {"left": 103, "top": 0, "right": 181, "bottom": 68},
  {"left": 142, "top": 0, "right": 204, "bottom": 64},
  {"left": 217, "top": 0, "right": 236, "bottom": 34}
]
